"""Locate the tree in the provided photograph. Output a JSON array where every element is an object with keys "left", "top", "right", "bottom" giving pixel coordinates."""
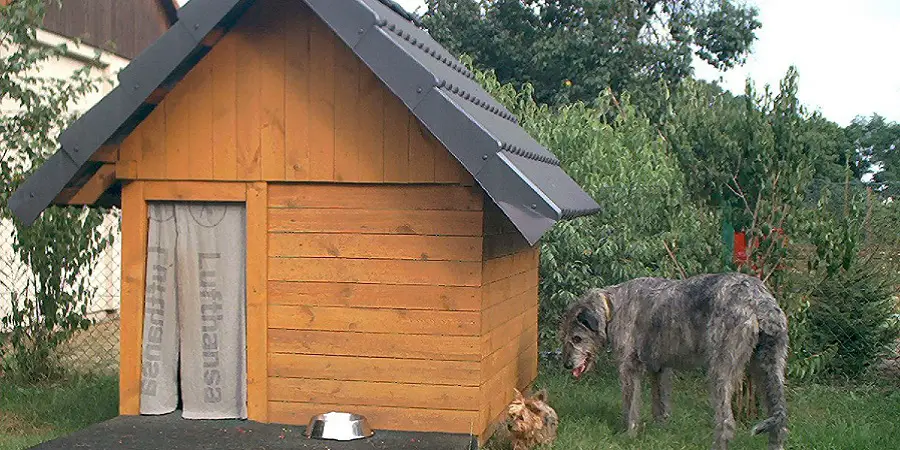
[
  {"left": 421, "top": 0, "right": 761, "bottom": 106},
  {"left": 1, "top": 0, "right": 114, "bottom": 381},
  {"left": 845, "top": 114, "right": 900, "bottom": 187}
]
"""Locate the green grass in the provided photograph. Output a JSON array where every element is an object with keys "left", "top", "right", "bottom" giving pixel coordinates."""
[
  {"left": 0, "top": 375, "right": 118, "bottom": 450},
  {"left": 0, "top": 366, "right": 897, "bottom": 450},
  {"left": 487, "top": 361, "right": 900, "bottom": 450}
]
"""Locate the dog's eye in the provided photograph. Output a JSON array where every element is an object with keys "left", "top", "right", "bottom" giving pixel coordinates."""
[{"left": 572, "top": 336, "right": 582, "bottom": 344}]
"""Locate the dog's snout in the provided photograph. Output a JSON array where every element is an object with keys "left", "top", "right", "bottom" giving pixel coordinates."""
[{"left": 563, "top": 360, "right": 573, "bottom": 370}]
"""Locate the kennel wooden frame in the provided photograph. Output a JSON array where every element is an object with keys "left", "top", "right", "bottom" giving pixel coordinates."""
[{"left": 9, "top": 0, "right": 600, "bottom": 444}]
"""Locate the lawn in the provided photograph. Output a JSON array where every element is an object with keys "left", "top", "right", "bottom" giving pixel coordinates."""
[
  {"left": 486, "top": 361, "right": 900, "bottom": 450},
  {"left": 1, "top": 366, "right": 898, "bottom": 450},
  {"left": 0, "top": 375, "right": 117, "bottom": 450}
]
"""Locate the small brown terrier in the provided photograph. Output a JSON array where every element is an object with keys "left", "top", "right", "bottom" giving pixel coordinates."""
[{"left": 506, "top": 388, "right": 558, "bottom": 450}]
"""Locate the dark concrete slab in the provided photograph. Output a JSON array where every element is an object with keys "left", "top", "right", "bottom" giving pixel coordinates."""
[{"left": 29, "top": 413, "right": 477, "bottom": 450}]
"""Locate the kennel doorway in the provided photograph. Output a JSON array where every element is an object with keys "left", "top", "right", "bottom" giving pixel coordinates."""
[{"left": 138, "top": 202, "right": 248, "bottom": 420}]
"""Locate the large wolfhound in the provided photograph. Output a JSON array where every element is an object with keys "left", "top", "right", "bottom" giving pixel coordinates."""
[{"left": 560, "top": 272, "right": 788, "bottom": 450}]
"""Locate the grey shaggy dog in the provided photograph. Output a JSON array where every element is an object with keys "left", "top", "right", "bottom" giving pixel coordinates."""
[{"left": 560, "top": 272, "right": 788, "bottom": 450}]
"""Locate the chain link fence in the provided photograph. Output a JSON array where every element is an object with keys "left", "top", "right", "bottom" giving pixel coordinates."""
[
  {"left": 787, "top": 179, "right": 900, "bottom": 380},
  {"left": 0, "top": 210, "right": 122, "bottom": 375}
]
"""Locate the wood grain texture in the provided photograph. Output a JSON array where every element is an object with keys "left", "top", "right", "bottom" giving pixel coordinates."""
[
  {"left": 268, "top": 184, "right": 481, "bottom": 210},
  {"left": 268, "top": 209, "right": 482, "bottom": 236},
  {"left": 67, "top": 165, "right": 117, "bottom": 205},
  {"left": 307, "top": 14, "right": 335, "bottom": 181},
  {"left": 188, "top": 54, "right": 214, "bottom": 180},
  {"left": 234, "top": 1, "right": 263, "bottom": 179},
  {"left": 268, "top": 305, "right": 480, "bottom": 336},
  {"left": 269, "top": 378, "right": 478, "bottom": 411},
  {"left": 258, "top": 2, "right": 286, "bottom": 181},
  {"left": 284, "top": 1, "right": 310, "bottom": 180},
  {"left": 246, "top": 182, "right": 268, "bottom": 421},
  {"left": 268, "top": 353, "right": 480, "bottom": 386},
  {"left": 333, "top": 37, "right": 360, "bottom": 182},
  {"left": 267, "top": 281, "right": 480, "bottom": 311},
  {"left": 357, "top": 67, "right": 385, "bottom": 182},
  {"left": 112, "top": 4, "right": 476, "bottom": 186},
  {"left": 268, "top": 401, "right": 478, "bottom": 434},
  {"left": 268, "top": 329, "right": 480, "bottom": 361},
  {"left": 268, "top": 233, "right": 481, "bottom": 261},
  {"left": 408, "top": 119, "right": 435, "bottom": 182},
  {"left": 140, "top": 105, "right": 167, "bottom": 179},
  {"left": 268, "top": 258, "right": 481, "bottom": 286},
  {"left": 382, "top": 93, "right": 410, "bottom": 182},
  {"left": 142, "top": 181, "right": 246, "bottom": 202},
  {"left": 163, "top": 77, "right": 191, "bottom": 180},
  {"left": 119, "top": 181, "right": 147, "bottom": 415},
  {"left": 211, "top": 32, "right": 238, "bottom": 180}
]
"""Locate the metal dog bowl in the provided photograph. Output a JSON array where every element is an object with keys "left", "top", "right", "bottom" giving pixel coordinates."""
[{"left": 304, "top": 412, "right": 374, "bottom": 441}]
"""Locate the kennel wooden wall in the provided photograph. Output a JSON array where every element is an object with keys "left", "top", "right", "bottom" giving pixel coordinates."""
[{"left": 109, "top": 1, "right": 539, "bottom": 443}]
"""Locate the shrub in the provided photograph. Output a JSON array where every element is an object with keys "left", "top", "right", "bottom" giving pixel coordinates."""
[
  {"left": 469, "top": 60, "right": 723, "bottom": 347},
  {"left": 802, "top": 263, "right": 899, "bottom": 379}
]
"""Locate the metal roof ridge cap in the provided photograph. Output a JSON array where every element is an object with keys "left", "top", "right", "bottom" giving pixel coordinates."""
[
  {"left": 412, "top": 86, "right": 504, "bottom": 155},
  {"left": 478, "top": 151, "right": 563, "bottom": 221}
]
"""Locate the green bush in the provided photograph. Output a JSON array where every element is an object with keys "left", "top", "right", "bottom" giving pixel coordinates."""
[
  {"left": 469, "top": 60, "right": 723, "bottom": 347},
  {"left": 802, "top": 263, "right": 899, "bottom": 379}
]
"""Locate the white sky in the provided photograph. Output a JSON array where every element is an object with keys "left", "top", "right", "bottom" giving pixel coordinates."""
[{"left": 395, "top": 0, "right": 900, "bottom": 126}]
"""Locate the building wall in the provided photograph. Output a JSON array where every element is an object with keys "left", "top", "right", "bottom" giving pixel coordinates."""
[
  {"left": 41, "top": 0, "right": 174, "bottom": 59},
  {"left": 264, "top": 183, "right": 485, "bottom": 433},
  {"left": 118, "top": 0, "right": 471, "bottom": 185},
  {"left": 478, "top": 202, "right": 541, "bottom": 441}
]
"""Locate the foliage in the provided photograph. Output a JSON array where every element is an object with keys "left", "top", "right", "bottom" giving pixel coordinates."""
[
  {"left": 0, "top": 0, "right": 114, "bottom": 381},
  {"left": 468, "top": 59, "right": 723, "bottom": 347},
  {"left": 845, "top": 114, "right": 900, "bottom": 187},
  {"left": 800, "top": 262, "right": 899, "bottom": 380},
  {"left": 421, "top": 0, "right": 760, "bottom": 106},
  {"left": 785, "top": 177, "right": 900, "bottom": 380}
]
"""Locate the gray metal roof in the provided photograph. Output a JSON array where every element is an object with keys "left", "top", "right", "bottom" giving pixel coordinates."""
[{"left": 8, "top": 0, "right": 600, "bottom": 245}]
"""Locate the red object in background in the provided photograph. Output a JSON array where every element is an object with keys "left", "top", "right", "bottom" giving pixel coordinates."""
[
  {"left": 733, "top": 229, "right": 787, "bottom": 275},
  {"left": 734, "top": 231, "right": 748, "bottom": 265}
]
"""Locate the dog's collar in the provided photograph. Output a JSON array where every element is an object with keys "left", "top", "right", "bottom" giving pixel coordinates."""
[{"left": 598, "top": 292, "right": 612, "bottom": 322}]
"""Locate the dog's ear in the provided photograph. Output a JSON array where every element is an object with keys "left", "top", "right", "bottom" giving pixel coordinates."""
[
  {"left": 512, "top": 388, "right": 524, "bottom": 402},
  {"left": 576, "top": 308, "right": 600, "bottom": 333},
  {"left": 532, "top": 388, "right": 548, "bottom": 403}
]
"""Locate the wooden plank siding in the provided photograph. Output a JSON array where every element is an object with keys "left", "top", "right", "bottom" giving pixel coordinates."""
[
  {"left": 265, "top": 183, "right": 486, "bottom": 433},
  {"left": 477, "top": 200, "right": 541, "bottom": 442},
  {"left": 117, "top": 0, "right": 466, "bottom": 186}
]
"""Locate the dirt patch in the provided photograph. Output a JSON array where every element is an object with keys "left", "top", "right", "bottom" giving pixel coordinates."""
[{"left": 0, "top": 410, "right": 50, "bottom": 437}]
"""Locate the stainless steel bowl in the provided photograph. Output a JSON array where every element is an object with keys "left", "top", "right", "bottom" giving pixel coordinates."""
[{"left": 304, "top": 412, "right": 374, "bottom": 441}]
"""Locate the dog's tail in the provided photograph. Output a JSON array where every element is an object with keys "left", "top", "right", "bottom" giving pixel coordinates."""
[{"left": 749, "top": 281, "right": 789, "bottom": 439}]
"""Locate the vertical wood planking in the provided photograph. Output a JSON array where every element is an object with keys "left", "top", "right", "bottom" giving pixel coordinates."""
[
  {"left": 119, "top": 181, "right": 147, "bottom": 414},
  {"left": 307, "top": 17, "right": 335, "bottom": 181},
  {"left": 357, "top": 64, "right": 385, "bottom": 182},
  {"left": 235, "top": 2, "right": 263, "bottom": 180},
  {"left": 164, "top": 78, "right": 191, "bottom": 180},
  {"left": 140, "top": 106, "right": 166, "bottom": 179},
  {"left": 434, "top": 144, "right": 460, "bottom": 183},
  {"left": 246, "top": 182, "right": 269, "bottom": 421},
  {"left": 333, "top": 41, "right": 359, "bottom": 182},
  {"left": 408, "top": 118, "right": 435, "bottom": 182},
  {"left": 284, "top": 3, "right": 310, "bottom": 181},
  {"left": 382, "top": 93, "right": 410, "bottom": 182},
  {"left": 259, "top": 1, "right": 286, "bottom": 181},
  {"left": 212, "top": 33, "right": 238, "bottom": 180},
  {"left": 188, "top": 54, "right": 214, "bottom": 179}
]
